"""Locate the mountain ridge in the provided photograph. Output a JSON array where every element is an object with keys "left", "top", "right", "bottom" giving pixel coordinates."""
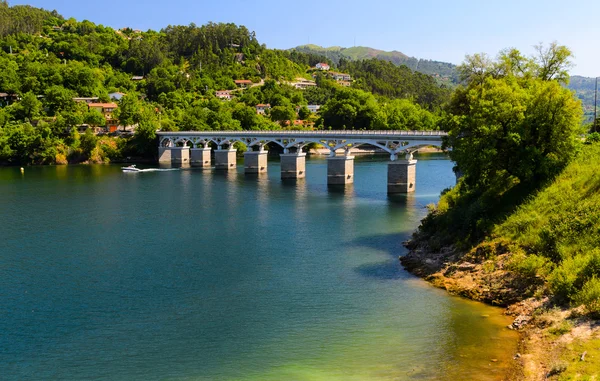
[{"left": 292, "top": 44, "right": 457, "bottom": 80}]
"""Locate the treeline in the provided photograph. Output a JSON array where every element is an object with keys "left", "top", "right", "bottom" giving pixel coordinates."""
[
  {"left": 410, "top": 44, "right": 600, "bottom": 314},
  {"left": 0, "top": 0, "right": 62, "bottom": 37},
  {"left": 293, "top": 44, "right": 458, "bottom": 81},
  {"left": 338, "top": 58, "right": 451, "bottom": 110},
  {"left": 0, "top": 2, "right": 449, "bottom": 165}
]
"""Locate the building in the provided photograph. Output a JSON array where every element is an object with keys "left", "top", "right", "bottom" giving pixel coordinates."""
[
  {"left": 88, "top": 103, "right": 119, "bottom": 132},
  {"left": 109, "top": 92, "right": 126, "bottom": 101},
  {"left": 338, "top": 80, "right": 352, "bottom": 87},
  {"left": 73, "top": 97, "right": 100, "bottom": 104},
  {"left": 256, "top": 104, "right": 271, "bottom": 115},
  {"left": 315, "top": 63, "right": 330, "bottom": 71},
  {"left": 329, "top": 72, "right": 352, "bottom": 81},
  {"left": 296, "top": 104, "right": 321, "bottom": 114},
  {"left": 216, "top": 90, "right": 233, "bottom": 100},
  {"left": 0, "top": 93, "right": 20, "bottom": 106},
  {"left": 292, "top": 78, "right": 317, "bottom": 90},
  {"left": 131, "top": 76, "right": 144, "bottom": 81},
  {"left": 234, "top": 79, "right": 253, "bottom": 88}
]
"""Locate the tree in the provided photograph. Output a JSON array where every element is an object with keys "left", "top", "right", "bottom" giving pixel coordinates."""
[
  {"left": 444, "top": 50, "right": 582, "bottom": 190},
  {"left": 270, "top": 105, "right": 295, "bottom": 123},
  {"left": 534, "top": 42, "right": 573, "bottom": 83},
  {"left": 14, "top": 92, "right": 42, "bottom": 121},
  {"left": 84, "top": 108, "right": 106, "bottom": 127},
  {"left": 297, "top": 105, "right": 310, "bottom": 120},
  {"left": 79, "top": 128, "right": 97, "bottom": 158},
  {"left": 44, "top": 86, "right": 76, "bottom": 115},
  {"left": 115, "top": 92, "right": 142, "bottom": 131}
]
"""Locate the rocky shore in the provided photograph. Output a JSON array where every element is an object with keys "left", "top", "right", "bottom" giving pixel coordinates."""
[{"left": 400, "top": 242, "right": 600, "bottom": 380}]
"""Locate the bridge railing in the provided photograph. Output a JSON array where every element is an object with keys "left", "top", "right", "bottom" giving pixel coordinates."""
[{"left": 156, "top": 130, "right": 448, "bottom": 137}]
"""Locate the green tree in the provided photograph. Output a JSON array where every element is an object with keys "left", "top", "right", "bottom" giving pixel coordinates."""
[
  {"left": 115, "top": 93, "right": 142, "bottom": 131},
  {"left": 44, "top": 86, "right": 76, "bottom": 115},
  {"left": 84, "top": 108, "right": 106, "bottom": 127},
  {"left": 14, "top": 92, "right": 42, "bottom": 121},
  {"left": 445, "top": 51, "right": 582, "bottom": 190},
  {"left": 297, "top": 105, "right": 310, "bottom": 120},
  {"left": 270, "top": 105, "right": 295, "bottom": 123}
]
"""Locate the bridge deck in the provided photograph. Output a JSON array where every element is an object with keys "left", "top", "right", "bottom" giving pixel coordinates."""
[{"left": 156, "top": 130, "right": 447, "bottom": 141}]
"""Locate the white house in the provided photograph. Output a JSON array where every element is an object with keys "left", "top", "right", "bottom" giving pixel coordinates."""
[
  {"left": 256, "top": 104, "right": 271, "bottom": 114},
  {"left": 315, "top": 62, "right": 330, "bottom": 71},
  {"left": 292, "top": 78, "right": 317, "bottom": 90},
  {"left": 329, "top": 72, "right": 352, "bottom": 81},
  {"left": 216, "top": 90, "right": 233, "bottom": 100},
  {"left": 109, "top": 92, "right": 126, "bottom": 101},
  {"left": 307, "top": 105, "right": 321, "bottom": 113}
]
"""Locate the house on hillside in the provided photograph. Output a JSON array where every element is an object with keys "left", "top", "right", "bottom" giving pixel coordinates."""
[
  {"left": 315, "top": 63, "right": 330, "bottom": 71},
  {"left": 109, "top": 92, "right": 126, "bottom": 101},
  {"left": 338, "top": 80, "right": 352, "bottom": 87},
  {"left": 131, "top": 76, "right": 144, "bottom": 81},
  {"left": 256, "top": 104, "right": 271, "bottom": 115},
  {"left": 0, "top": 93, "right": 20, "bottom": 106},
  {"left": 73, "top": 97, "right": 100, "bottom": 104},
  {"left": 329, "top": 72, "right": 352, "bottom": 81},
  {"left": 88, "top": 103, "right": 119, "bottom": 132},
  {"left": 296, "top": 104, "right": 321, "bottom": 114},
  {"left": 234, "top": 79, "right": 253, "bottom": 88},
  {"left": 216, "top": 90, "right": 233, "bottom": 100},
  {"left": 292, "top": 78, "right": 317, "bottom": 90}
]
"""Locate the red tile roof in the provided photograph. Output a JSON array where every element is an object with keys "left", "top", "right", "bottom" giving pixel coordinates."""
[{"left": 235, "top": 79, "right": 253, "bottom": 84}]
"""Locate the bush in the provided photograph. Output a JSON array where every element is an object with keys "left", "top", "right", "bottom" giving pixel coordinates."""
[
  {"left": 575, "top": 277, "right": 600, "bottom": 316},
  {"left": 586, "top": 132, "right": 600, "bottom": 144},
  {"left": 507, "top": 252, "right": 551, "bottom": 279}
]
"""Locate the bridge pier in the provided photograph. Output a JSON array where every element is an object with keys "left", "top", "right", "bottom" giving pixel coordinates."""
[
  {"left": 280, "top": 153, "right": 306, "bottom": 179},
  {"left": 170, "top": 147, "right": 190, "bottom": 164},
  {"left": 244, "top": 150, "right": 268, "bottom": 174},
  {"left": 327, "top": 156, "right": 354, "bottom": 185},
  {"left": 214, "top": 148, "right": 237, "bottom": 170},
  {"left": 158, "top": 147, "right": 172, "bottom": 163},
  {"left": 388, "top": 159, "right": 417, "bottom": 193},
  {"left": 191, "top": 147, "right": 212, "bottom": 167}
]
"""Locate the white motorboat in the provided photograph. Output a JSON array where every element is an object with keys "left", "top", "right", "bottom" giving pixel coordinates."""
[{"left": 121, "top": 164, "right": 141, "bottom": 172}]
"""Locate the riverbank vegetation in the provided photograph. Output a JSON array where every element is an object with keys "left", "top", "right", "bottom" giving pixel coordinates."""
[
  {"left": 0, "top": 1, "right": 447, "bottom": 165},
  {"left": 403, "top": 45, "right": 600, "bottom": 379}
]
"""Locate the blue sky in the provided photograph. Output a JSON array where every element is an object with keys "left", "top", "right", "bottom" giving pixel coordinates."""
[{"left": 10, "top": 0, "right": 600, "bottom": 76}]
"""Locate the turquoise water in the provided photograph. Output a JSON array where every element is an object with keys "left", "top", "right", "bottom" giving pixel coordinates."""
[{"left": 0, "top": 155, "right": 517, "bottom": 380}]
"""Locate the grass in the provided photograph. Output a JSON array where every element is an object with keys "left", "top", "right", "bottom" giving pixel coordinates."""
[
  {"left": 417, "top": 142, "right": 600, "bottom": 312},
  {"left": 556, "top": 337, "right": 600, "bottom": 380},
  {"left": 495, "top": 143, "right": 600, "bottom": 310}
]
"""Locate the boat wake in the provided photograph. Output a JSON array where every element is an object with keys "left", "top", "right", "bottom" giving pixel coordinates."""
[{"left": 122, "top": 165, "right": 179, "bottom": 173}]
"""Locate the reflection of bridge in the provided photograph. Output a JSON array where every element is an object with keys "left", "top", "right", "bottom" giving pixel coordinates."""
[{"left": 156, "top": 130, "right": 447, "bottom": 193}]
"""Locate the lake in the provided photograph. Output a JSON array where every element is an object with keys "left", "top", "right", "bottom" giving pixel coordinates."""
[{"left": 0, "top": 154, "right": 517, "bottom": 380}]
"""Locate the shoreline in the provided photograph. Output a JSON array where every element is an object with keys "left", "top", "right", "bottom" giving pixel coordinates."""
[{"left": 400, "top": 242, "right": 600, "bottom": 380}]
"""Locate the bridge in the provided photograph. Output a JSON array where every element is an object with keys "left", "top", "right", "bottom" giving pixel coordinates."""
[{"left": 156, "top": 130, "right": 447, "bottom": 193}]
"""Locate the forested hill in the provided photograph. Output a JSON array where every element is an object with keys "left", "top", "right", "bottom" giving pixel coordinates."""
[
  {"left": 0, "top": 1, "right": 451, "bottom": 165},
  {"left": 293, "top": 44, "right": 458, "bottom": 81},
  {"left": 567, "top": 75, "right": 597, "bottom": 123}
]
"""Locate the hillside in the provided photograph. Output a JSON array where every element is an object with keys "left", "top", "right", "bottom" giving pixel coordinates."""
[
  {"left": 0, "top": 2, "right": 449, "bottom": 165},
  {"left": 403, "top": 141, "right": 600, "bottom": 379},
  {"left": 567, "top": 75, "right": 597, "bottom": 124},
  {"left": 293, "top": 44, "right": 458, "bottom": 81}
]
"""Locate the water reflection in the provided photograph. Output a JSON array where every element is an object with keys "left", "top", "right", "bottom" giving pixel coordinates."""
[{"left": 0, "top": 156, "right": 518, "bottom": 381}]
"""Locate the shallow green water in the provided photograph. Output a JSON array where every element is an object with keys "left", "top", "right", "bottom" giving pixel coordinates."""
[{"left": 0, "top": 154, "right": 517, "bottom": 380}]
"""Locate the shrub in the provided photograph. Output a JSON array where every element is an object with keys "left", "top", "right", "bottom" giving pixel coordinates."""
[
  {"left": 507, "top": 252, "right": 551, "bottom": 279},
  {"left": 575, "top": 277, "right": 600, "bottom": 316},
  {"left": 586, "top": 132, "right": 600, "bottom": 144},
  {"left": 549, "top": 255, "right": 588, "bottom": 302}
]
